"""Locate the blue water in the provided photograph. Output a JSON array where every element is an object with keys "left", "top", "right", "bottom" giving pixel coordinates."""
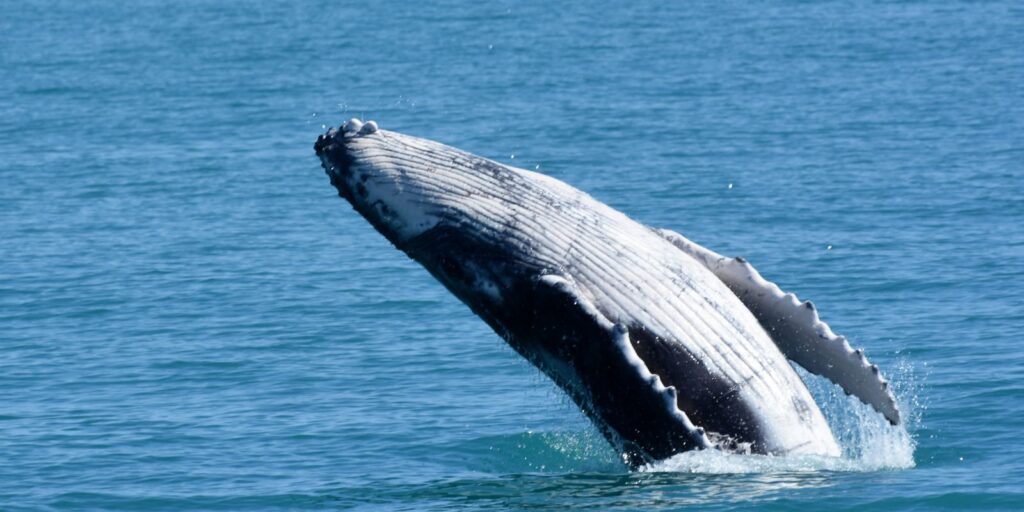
[{"left": 2, "top": 1, "right": 1022, "bottom": 510}]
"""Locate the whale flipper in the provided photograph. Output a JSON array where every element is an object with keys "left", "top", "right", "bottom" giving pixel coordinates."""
[
  {"left": 655, "top": 229, "right": 902, "bottom": 426},
  {"left": 528, "top": 275, "right": 713, "bottom": 465}
]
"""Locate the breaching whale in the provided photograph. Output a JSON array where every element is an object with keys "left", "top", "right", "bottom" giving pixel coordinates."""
[{"left": 314, "top": 119, "right": 901, "bottom": 468}]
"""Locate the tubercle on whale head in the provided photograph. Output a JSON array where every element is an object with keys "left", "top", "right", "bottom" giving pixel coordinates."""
[{"left": 313, "top": 118, "right": 379, "bottom": 153}]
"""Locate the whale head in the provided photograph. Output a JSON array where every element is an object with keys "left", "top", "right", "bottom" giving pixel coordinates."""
[
  {"left": 315, "top": 119, "right": 541, "bottom": 311},
  {"left": 314, "top": 119, "right": 447, "bottom": 246}
]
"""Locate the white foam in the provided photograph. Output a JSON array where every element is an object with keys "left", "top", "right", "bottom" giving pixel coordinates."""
[
  {"left": 641, "top": 427, "right": 912, "bottom": 473},
  {"left": 805, "top": 361, "right": 918, "bottom": 471},
  {"left": 641, "top": 449, "right": 847, "bottom": 474},
  {"left": 641, "top": 364, "right": 919, "bottom": 474}
]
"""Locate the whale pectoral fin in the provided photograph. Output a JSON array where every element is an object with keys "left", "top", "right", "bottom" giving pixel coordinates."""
[
  {"left": 531, "top": 275, "right": 713, "bottom": 465},
  {"left": 655, "top": 229, "right": 902, "bottom": 426}
]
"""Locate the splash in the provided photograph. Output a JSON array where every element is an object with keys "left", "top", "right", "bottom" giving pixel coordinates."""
[
  {"left": 640, "top": 358, "right": 920, "bottom": 474},
  {"left": 640, "top": 450, "right": 860, "bottom": 474}
]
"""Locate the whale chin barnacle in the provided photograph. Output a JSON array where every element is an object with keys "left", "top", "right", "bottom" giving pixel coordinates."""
[
  {"left": 359, "top": 120, "right": 379, "bottom": 134},
  {"left": 342, "top": 117, "right": 363, "bottom": 134}
]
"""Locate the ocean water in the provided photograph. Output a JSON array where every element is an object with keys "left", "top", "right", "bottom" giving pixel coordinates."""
[{"left": 2, "top": 0, "right": 1022, "bottom": 510}]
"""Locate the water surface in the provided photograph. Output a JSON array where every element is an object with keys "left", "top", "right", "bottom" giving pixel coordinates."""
[{"left": 2, "top": 1, "right": 1022, "bottom": 510}]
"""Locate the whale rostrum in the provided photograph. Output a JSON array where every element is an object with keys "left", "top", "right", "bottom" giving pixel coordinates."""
[{"left": 314, "top": 120, "right": 901, "bottom": 467}]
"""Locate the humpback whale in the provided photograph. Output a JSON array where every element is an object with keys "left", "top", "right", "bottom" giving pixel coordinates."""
[{"left": 314, "top": 119, "right": 901, "bottom": 468}]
